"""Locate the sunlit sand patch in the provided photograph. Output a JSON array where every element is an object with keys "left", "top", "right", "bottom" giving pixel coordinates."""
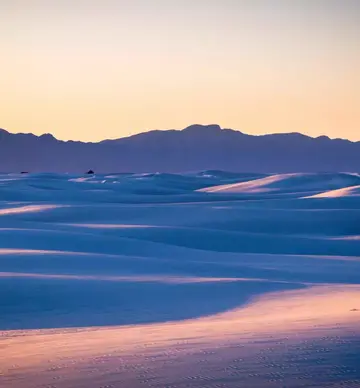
[
  {"left": 0, "top": 248, "right": 161, "bottom": 260},
  {"left": 69, "top": 177, "right": 94, "bottom": 182},
  {"left": 199, "top": 173, "right": 360, "bottom": 196},
  {"left": 0, "top": 271, "right": 296, "bottom": 285},
  {"left": 264, "top": 252, "right": 360, "bottom": 262},
  {"left": 1, "top": 286, "right": 359, "bottom": 376},
  {"left": 0, "top": 248, "right": 109, "bottom": 256},
  {"left": 67, "top": 223, "right": 157, "bottom": 229},
  {"left": 0, "top": 204, "right": 67, "bottom": 215},
  {"left": 198, "top": 174, "right": 296, "bottom": 193},
  {"left": 305, "top": 185, "right": 360, "bottom": 198},
  {"left": 2, "top": 201, "right": 27, "bottom": 205},
  {"left": 0, "top": 248, "right": 160, "bottom": 261},
  {"left": 331, "top": 235, "right": 360, "bottom": 241},
  {"left": 0, "top": 248, "right": 71, "bottom": 255}
]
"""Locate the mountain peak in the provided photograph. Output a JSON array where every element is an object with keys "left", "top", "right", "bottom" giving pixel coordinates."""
[
  {"left": 39, "top": 133, "right": 56, "bottom": 141},
  {"left": 183, "top": 124, "right": 222, "bottom": 133}
]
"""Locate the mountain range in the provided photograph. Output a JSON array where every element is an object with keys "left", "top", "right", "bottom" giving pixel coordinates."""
[{"left": 0, "top": 124, "right": 359, "bottom": 173}]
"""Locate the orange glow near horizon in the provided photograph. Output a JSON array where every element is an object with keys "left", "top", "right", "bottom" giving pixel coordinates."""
[{"left": 1, "top": 1, "right": 359, "bottom": 141}]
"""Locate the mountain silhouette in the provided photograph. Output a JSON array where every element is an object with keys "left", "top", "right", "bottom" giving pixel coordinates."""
[{"left": 0, "top": 125, "right": 359, "bottom": 173}]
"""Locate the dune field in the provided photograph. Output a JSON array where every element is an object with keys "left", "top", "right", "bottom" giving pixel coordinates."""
[{"left": 1, "top": 171, "right": 360, "bottom": 387}]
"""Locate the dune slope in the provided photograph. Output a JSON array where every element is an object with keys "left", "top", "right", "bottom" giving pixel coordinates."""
[{"left": 1, "top": 171, "right": 360, "bottom": 387}]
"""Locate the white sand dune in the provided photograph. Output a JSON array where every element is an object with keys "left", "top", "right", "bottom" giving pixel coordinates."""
[
  {"left": 0, "top": 204, "right": 64, "bottom": 215},
  {"left": 2, "top": 285, "right": 360, "bottom": 388},
  {"left": 0, "top": 171, "right": 360, "bottom": 387},
  {"left": 0, "top": 271, "right": 280, "bottom": 284},
  {"left": 306, "top": 184, "right": 360, "bottom": 198},
  {"left": 198, "top": 173, "right": 288, "bottom": 193},
  {"left": 199, "top": 172, "right": 360, "bottom": 195}
]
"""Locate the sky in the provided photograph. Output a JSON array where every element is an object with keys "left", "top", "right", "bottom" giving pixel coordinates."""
[{"left": 1, "top": 0, "right": 359, "bottom": 142}]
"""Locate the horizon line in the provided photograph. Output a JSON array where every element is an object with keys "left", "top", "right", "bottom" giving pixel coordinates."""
[{"left": 0, "top": 124, "right": 359, "bottom": 144}]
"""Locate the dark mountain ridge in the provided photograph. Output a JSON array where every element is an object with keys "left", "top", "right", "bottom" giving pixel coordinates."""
[{"left": 0, "top": 124, "right": 358, "bottom": 173}]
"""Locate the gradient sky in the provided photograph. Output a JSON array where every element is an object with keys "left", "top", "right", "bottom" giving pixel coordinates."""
[{"left": 1, "top": 0, "right": 359, "bottom": 141}]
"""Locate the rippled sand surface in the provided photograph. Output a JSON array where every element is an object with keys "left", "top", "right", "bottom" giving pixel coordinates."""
[{"left": 1, "top": 171, "right": 360, "bottom": 387}]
